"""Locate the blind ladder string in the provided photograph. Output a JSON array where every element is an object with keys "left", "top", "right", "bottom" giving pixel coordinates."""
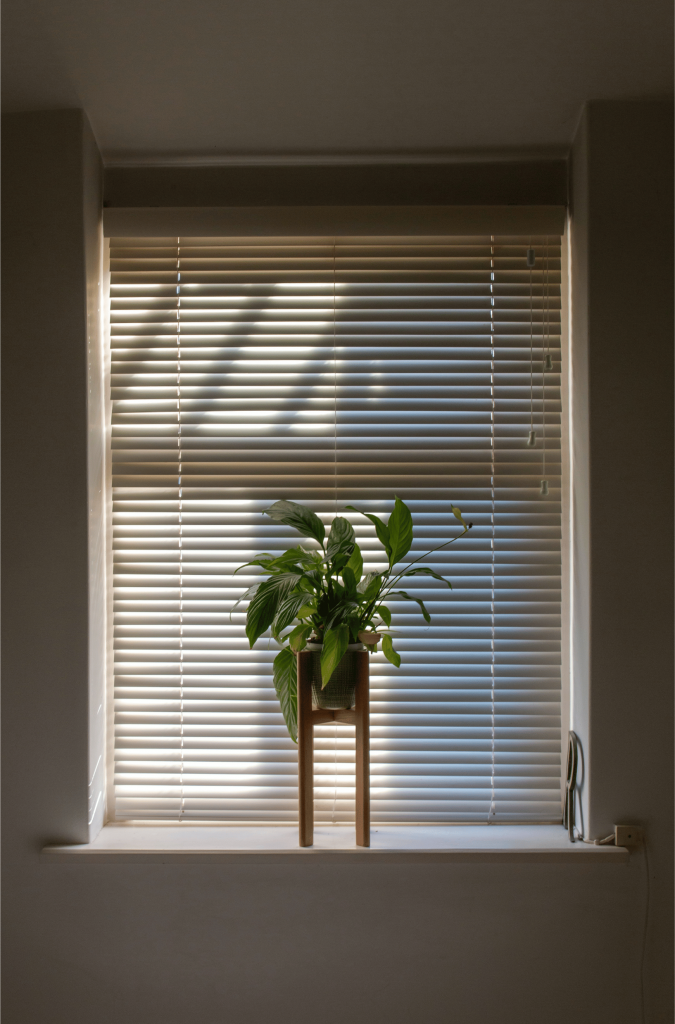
[
  {"left": 177, "top": 240, "right": 185, "bottom": 821},
  {"left": 540, "top": 238, "right": 550, "bottom": 496},
  {"left": 488, "top": 237, "right": 497, "bottom": 821}
]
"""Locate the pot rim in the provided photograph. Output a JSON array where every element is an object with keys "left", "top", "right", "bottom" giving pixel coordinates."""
[{"left": 305, "top": 641, "right": 365, "bottom": 652}]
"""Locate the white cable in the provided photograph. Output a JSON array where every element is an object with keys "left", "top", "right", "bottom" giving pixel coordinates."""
[
  {"left": 573, "top": 827, "right": 615, "bottom": 845},
  {"left": 640, "top": 840, "right": 650, "bottom": 1024}
]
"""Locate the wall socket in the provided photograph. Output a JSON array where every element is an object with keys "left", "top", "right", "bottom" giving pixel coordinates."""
[{"left": 614, "top": 825, "right": 643, "bottom": 848}]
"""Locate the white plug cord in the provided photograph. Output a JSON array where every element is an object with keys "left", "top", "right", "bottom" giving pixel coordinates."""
[
  {"left": 640, "top": 840, "right": 650, "bottom": 1024},
  {"left": 573, "top": 828, "right": 615, "bottom": 845}
]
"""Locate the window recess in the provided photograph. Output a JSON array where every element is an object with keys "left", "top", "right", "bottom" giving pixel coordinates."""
[{"left": 108, "top": 233, "right": 563, "bottom": 825}]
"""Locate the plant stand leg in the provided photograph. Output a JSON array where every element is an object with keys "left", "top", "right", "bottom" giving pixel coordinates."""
[
  {"left": 297, "top": 651, "right": 314, "bottom": 847},
  {"left": 355, "top": 651, "right": 370, "bottom": 847}
]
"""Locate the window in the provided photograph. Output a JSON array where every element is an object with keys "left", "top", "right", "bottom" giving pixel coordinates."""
[{"left": 109, "top": 232, "right": 564, "bottom": 824}]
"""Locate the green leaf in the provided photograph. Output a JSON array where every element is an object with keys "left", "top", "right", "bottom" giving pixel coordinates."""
[
  {"left": 363, "top": 574, "right": 383, "bottom": 603},
  {"left": 245, "top": 573, "right": 301, "bottom": 646},
  {"left": 263, "top": 500, "right": 325, "bottom": 545},
  {"left": 388, "top": 496, "right": 413, "bottom": 565},
  {"left": 230, "top": 582, "right": 261, "bottom": 619},
  {"left": 377, "top": 604, "right": 392, "bottom": 627},
  {"left": 233, "top": 555, "right": 274, "bottom": 574},
  {"left": 324, "top": 601, "right": 359, "bottom": 630},
  {"left": 267, "top": 547, "right": 318, "bottom": 571},
  {"left": 356, "top": 571, "right": 378, "bottom": 595},
  {"left": 382, "top": 634, "right": 401, "bottom": 668},
  {"left": 401, "top": 566, "right": 452, "bottom": 589},
  {"left": 388, "top": 589, "right": 431, "bottom": 624},
  {"left": 320, "top": 624, "right": 349, "bottom": 688},
  {"left": 272, "top": 593, "right": 309, "bottom": 636},
  {"left": 344, "top": 506, "right": 392, "bottom": 560},
  {"left": 246, "top": 587, "right": 281, "bottom": 646},
  {"left": 288, "top": 623, "right": 312, "bottom": 653},
  {"left": 273, "top": 647, "right": 298, "bottom": 742},
  {"left": 345, "top": 542, "right": 363, "bottom": 583},
  {"left": 326, "top": 516, "right": 356, "bottom": 566},
  {"left": 341, "top": 565, "right": 358, "bottom": 599}
]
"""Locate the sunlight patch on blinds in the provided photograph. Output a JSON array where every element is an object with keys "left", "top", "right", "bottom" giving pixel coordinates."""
[{"left": 109, "top": 235, "right": 563, "bottom": 823}]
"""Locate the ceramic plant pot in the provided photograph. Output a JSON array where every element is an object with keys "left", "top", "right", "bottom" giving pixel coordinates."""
[{"left": 305, "top": 642, "right": 365, "bottom": 710}]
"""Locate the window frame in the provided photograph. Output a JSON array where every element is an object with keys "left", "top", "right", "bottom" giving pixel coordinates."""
[{"left": 97, "top": 207, "right": 571, "bottom": 834}]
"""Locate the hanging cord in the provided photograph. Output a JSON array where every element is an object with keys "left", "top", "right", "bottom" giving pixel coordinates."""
[
  {"left": 564, "top": 732, "right": 614, "bottom": 843},
  {"left": 526, "top": 243, "right": 536, "bottom": 447}
]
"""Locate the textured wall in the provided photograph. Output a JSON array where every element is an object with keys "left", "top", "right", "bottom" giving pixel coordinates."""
[
  {"left": 2, "top": 106, "right": 672, "bottom": 1024},
  {"left": 569, "top": 101, "right": 674, "bottom": 1020}
]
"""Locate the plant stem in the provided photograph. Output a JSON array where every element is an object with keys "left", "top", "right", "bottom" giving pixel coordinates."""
[{"left": 378, "top": 527, "right": 470, "bottom": 601}]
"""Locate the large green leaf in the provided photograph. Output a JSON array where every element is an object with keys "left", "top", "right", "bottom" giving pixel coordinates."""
[
  {"left": 288, "top": 623, "right": 312, "bottom": 653},
  {"left": 245, "top": 573, "right": 301, "bottom": 646},
  {"left": 388, "top": 496, "right": 413, "bottom": 565},
  {"left": 344, "top": 505, "right": 392, "bottom": 560},
  {"left": 382, "top": 634, "right": 401, "bottom": 668},
  {"left": 363, "top": 573, "right": 383, "bottom": 603},
  {"left": 326, "top": 516, "right": 356, "bottom": 566},
  {"left": 341, "top": 565, "right": 358, "bottom": 599},
  {"left": 320, "top": 624, "right": 349, "bottom": 688},
  {"left": 357, "top": 571, "right": 381, "bottom": 596},
  {"left": 262, "top": 500, "right": 325, "bottom": 545},
  {"left": 233, "top": 554, "right": 274, "bottom": 574},
  {"left": 401, "top": 566, "right": 452, "bottom": 588},
  {"left": 272, "top": 593, "right": 309, "bottom": 636},
  {"left": 245, "top": 587, "right": 281, "bottom": 646},
  {"left": 324, "top": 600, "right": 359, "bottom": 630},
  {"left": 345, "top": 542, "right": 363, "bottom": 583},
  {"left": 273, "top": 647, "right": 298, "bottom": 742},
  {"left": 388, "top": 589, "right": 431, "bottom": 624},
  {"left": 376, "top": 604, "right": 392, "bottom": 626},
  {"left": 230, "top": 582, "right": 261, "bottom": 619}
]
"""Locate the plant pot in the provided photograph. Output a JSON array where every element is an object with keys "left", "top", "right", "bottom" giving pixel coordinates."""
[{"left": 305, "top": 642, "right": 365, "bottom": 710}]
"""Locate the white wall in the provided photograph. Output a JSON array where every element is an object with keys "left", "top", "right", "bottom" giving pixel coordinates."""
[{"left": 2, "top": 105, "right": 672, "bottom": 1024}]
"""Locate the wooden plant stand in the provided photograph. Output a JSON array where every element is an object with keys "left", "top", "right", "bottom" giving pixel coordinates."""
[{"left": 296, "top": 649, "right": 370, "bottom": 848}]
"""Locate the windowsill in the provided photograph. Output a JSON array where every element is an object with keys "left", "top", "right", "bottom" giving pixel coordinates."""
[{"left": 42, "top": 824, "right": 629, "bottom": 863}]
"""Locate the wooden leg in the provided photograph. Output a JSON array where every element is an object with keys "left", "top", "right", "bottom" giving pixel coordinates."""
[
  {"left": 297, "top": 652, "right": 314, "bottom": 847},
  {"left": 354, "top": 651, "right": 370, "bottom": 847}
]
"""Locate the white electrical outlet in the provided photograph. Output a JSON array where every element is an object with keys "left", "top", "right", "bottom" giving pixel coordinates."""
[{"left": 614, "top": 825, "right": 643, "bottom": 848}]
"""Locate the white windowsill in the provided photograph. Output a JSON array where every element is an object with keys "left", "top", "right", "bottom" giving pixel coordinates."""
[{"left": 42, "top": 824, "right": 629, "bottom": 863}]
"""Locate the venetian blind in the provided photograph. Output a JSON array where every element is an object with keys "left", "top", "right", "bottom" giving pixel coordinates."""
[{"left": 110, "top": 234, "right": 563, "bottom": 823}]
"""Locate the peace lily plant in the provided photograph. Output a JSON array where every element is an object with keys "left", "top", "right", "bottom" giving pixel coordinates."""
[{"left": 235, "top": 497, "right": 471, "bottom": 742}]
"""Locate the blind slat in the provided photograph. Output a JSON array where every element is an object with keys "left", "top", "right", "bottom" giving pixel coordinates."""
[{"left": 110, "top": 235, "right": 563, "bottom": 824}]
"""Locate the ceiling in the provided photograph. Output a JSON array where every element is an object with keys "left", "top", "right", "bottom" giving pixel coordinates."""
[{"left": 2, "top": 0, "right": 672, "bottom": 164}]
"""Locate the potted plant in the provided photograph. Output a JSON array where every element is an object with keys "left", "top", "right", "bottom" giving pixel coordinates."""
[{"left": 234, "top": 497, "right": 471, "bottom": 742}]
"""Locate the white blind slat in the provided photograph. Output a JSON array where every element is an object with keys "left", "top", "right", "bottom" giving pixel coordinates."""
[{"left": 109, "top": 235, "right": 563, "bottom": 823}]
